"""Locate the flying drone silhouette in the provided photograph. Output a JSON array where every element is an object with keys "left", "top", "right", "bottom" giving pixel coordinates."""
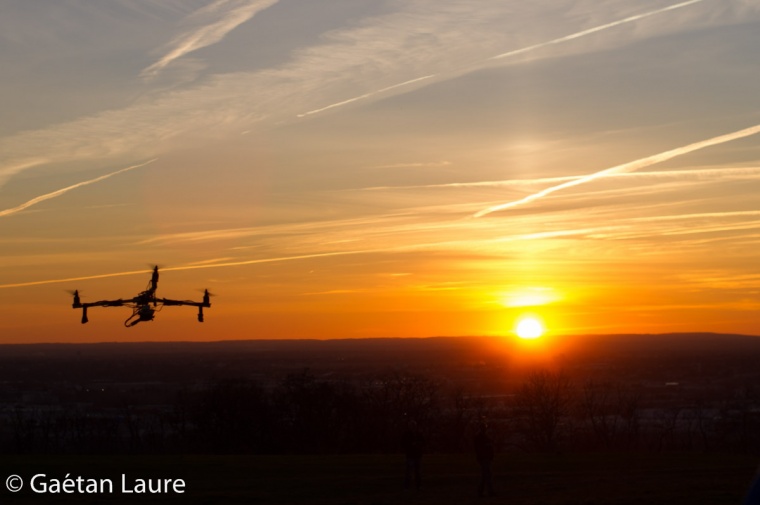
[{"left": 71, "top": 266, "right": 211, "bottom": 327}]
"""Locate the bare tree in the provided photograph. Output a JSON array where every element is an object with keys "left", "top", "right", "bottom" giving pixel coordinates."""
[
  {"left": 617, "top": 386, "right": 642, "bottom": 450},
  {"left": 652, "top": 406, "right": 682, "bottom": 451},
  {"left": 362, "top": 372, "right": 441, "bottom": 451},
  {"left": 513, "top": 370, "right": 573, "bottom": 452},
  {"left": 578, "top": 380, "right": 643, "bottom": 450},
  {"left": 578, "top": 380, "right": 619, "bottom": 449},
  {"left": 444, "top": 387, "right": 488, "bottom": 451}
]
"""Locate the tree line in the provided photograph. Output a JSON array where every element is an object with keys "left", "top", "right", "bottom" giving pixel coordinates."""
[{"left": 4, "top": 369, "right": 760, "bottom": 454}]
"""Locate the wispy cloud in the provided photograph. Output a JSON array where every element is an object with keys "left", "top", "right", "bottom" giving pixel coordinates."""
[
  {"left": 369, "top": 161, "right": 452, "bottom": 170},
  {"left": 474, "top": 124, "right": 760, "bottom": 217},
  {"left": 0, "top": 159, "right": 156, "bottom": 218},
  {"left": 4, "top": 197, "right": 760, "bottom": 290},
  {"left": 0, "top": 158, "right": 50, "bottom": 189},
  {"left": 301, "top": 289, "right": 364, "bottom": 296},
  {"left": 141, "top": 0, "right": 280, "bottom": 78},
  {"left": 297, "top": 0, "right": 708, "bottom": 118},
  {"left": 0, "top": 0, "right": 732, "bottom": 190}
]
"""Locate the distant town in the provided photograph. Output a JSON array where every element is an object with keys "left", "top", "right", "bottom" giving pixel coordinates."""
[{"left": 2, "top": 333, "right": 760, "bottom": 455}]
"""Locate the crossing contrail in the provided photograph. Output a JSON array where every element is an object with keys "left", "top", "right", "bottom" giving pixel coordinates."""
[
  {"left": 298, "top": 0, "right": 706, "bottom": 118},
  {"left": 490, "top": 0, "right": 706, "bottom": 61},
  {"left": 0, "top": 159, "right": 157, "bottom": 218},
  {"left": 474, "top": 124, "right": 760, "bottom": 217}
]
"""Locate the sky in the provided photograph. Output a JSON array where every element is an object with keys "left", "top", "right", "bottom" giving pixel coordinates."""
[{"left": 1, "top": 0, "right": 760, "bottom": 343}]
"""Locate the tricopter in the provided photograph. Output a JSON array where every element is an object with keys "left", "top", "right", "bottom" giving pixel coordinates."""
[{"left": 70, "top": 266, "right": 211, "bottom": 327}]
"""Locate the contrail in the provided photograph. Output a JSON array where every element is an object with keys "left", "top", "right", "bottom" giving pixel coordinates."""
[
  {"left": 0, "top": 249, "right": 378, "bottom": 289},
  {"left": 0, "top": 159, "right": 157, "bottom": 218},
  {"left": 2, "top": 234, "right": 509, "bottom": 289},
  {"left": 360, "top": 166, "right": 760, "bottom": 191},
  {"left": 490, "top": 0, "right": 706, "bottom": 61},
  {"left": 297, "top": 75, "right": 435, "bottom": 118},
  {"left": 474, "top": 124, "right": 760, "bottom": 217},
  {"left": 297, "top": 0, "right": 705, "bottom": 118},
  {"left": 0, "top": 269, "right": 158, "bottom": 290},
  {"left": 142, "top": 0, "right": 280, "bottom": 78}
]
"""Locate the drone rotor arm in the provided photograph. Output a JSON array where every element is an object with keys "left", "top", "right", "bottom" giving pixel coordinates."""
[
  {"left": 157, "top": 298, "right": 202, "bottom": 307},
  {"left": 157, "top": 297, "right": 210, "bottom": 323},
  {"left": 75, "top": 299, "right": 126, "bottom": 324},
  {"left": 82, "top": 299, "right": 126, "bottom": 308}
]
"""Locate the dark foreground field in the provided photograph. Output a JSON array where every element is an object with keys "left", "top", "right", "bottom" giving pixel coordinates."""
[{"left": 1, "top": 452, "right": 757, "bottom": 504}]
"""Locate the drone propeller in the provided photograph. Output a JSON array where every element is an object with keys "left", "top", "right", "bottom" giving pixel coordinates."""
[
  {"left": 68, "top": 289, "right": 82, "bottom": 309},
  {"left": 201, "top": 289, "right": 213, "bottom": 306}
]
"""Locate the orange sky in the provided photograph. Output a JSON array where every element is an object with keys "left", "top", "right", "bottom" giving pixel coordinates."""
[{"left": 2, "top": 1, "right": 760, "bottom": 343}]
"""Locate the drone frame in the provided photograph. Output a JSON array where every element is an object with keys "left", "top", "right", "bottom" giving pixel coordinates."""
[{"left": 71, "top": 266, "right": 211, "bottom": 327}]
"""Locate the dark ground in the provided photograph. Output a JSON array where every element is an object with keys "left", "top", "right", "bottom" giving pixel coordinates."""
[
  {"left": 3, "top": 335, "right": 760, "bottom": 503},
  {"left": 0, "top": 452, "right": 757, "bottom": 504}
]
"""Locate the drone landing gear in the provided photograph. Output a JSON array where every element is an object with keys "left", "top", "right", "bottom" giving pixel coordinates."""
[{"left": 124, "top": 306, "right": 156, "bottom": 327}]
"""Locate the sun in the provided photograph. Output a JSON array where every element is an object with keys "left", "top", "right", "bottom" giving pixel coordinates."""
[{"left": 515, "top": 316, "right": 545, "bottom": 339}]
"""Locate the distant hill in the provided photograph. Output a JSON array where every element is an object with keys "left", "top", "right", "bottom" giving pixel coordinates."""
[
  {"left": 553, "top": 332, "right": 760, "bottom": 355},
  {"left": 1, "top": 333, "right": 759, "bottom": 383}
]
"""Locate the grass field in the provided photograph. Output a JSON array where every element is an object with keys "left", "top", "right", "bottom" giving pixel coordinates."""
[{"left": 1, "top": 452, "right": 757, "bottom": 504}]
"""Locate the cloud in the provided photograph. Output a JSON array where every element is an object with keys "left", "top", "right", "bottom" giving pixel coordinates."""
[
  {"left": 297, "top": 0, "right": 709, "bottom": 118},
  {"left": 0, "top": 159, "right": 156, "bottom": 218},
  {"left": 368, "top": 161, "right": 452, "bottom": 170},
  {"left": 474, "top": 123, "right": 760, "bottom": 217},
  {"left": 0, "top": 158, "right": 50, "bottom": 188},
  {"left": 0, "top": 0, "right": 746, "bottom": 191},
  {"left": 141, "top": 0, "right": 280, "bottom": 78}
]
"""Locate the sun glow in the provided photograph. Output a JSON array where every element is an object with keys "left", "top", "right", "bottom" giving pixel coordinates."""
[
  {"left": 515, "top": 316, "right": 545, "bottom": 339},
  {"left": 500, "top": 287, "right": 560, "bottom": 308}
]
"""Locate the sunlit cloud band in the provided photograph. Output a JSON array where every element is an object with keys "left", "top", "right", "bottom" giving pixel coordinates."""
[{"left": 475, "top": 123, "right": 760, "bottom": 217}]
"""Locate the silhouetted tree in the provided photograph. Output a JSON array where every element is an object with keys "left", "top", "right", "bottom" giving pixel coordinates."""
[
  {"left": 193, "top": 379, "right": 272, "bottom": 453},
  {"left": 513, "top": 370, "right": 573, "bottom": 452},
  {"left": 617, "top": 386, "right": 642, "bottom": 450},
  {"left": 274, "top": 369, "right": 362, "bottom": 453},
  {"left": 714, "top": 382, "right": 760, "bottom": 453},
  {"left": 577, "top": 380, "right": 643, "bottom": 450},
  {"left": 652, "top": 406, "right": 682, "bottom": 451},
  {"left": 441, "top": 387, "right": 488, "bottom": 452},
  {"left": 10, "top": 407, "right": 36, "bottom": 453},
  {"left": 362, "top": 372, "right": 441, "bottom": 452},
  {"left": 579, "top": 380, "right": 616, "bottom": 449}
]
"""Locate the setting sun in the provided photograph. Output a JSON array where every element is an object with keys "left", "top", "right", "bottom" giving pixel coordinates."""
[{"left": 516, "top": 316, "right": 545, "bottom": 339}]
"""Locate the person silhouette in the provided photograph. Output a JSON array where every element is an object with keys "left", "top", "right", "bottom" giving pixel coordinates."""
[
  {"left": 742, "top": 463, "right": 760, "bottom": 504},
  {"left": 402, "top": 420, "right": 425, "bottom": 490},
  {"left": 474, "top": 420, "right": 496, "bottom": 497}
]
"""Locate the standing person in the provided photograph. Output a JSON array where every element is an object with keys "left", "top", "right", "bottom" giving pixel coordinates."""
[
  {"left": 402, "top": 420, "right": 425, "bottom": 490},
  {"left": 474, "top": 421, "right": 496, "bottom": 497},
  {"left": 742, "top": 463, "right": 760, "bottom": 504}
]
